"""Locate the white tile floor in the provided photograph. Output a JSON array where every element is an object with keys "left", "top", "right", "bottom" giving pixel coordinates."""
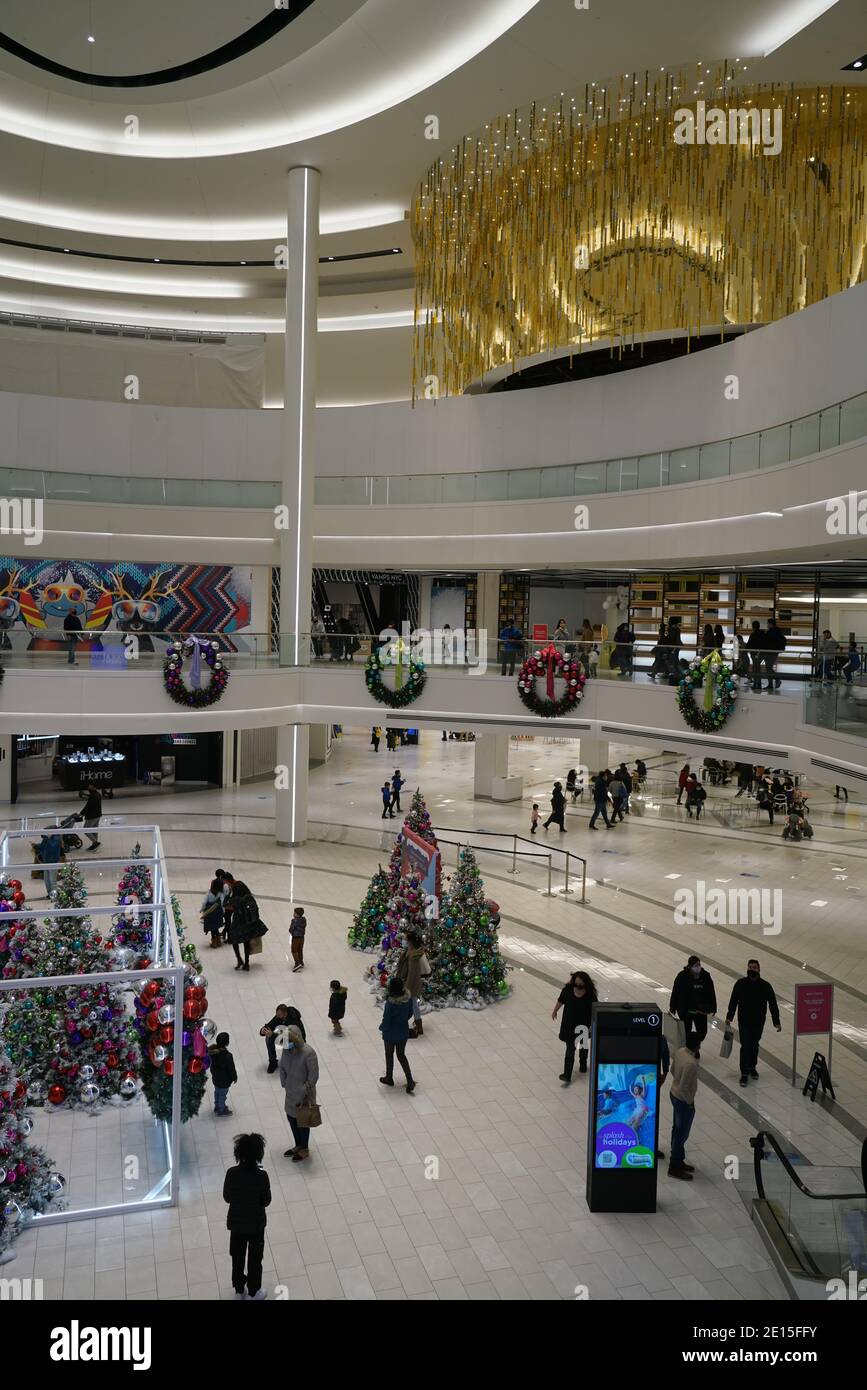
[{"left": 4, "top": 727, "right": 866, "bottom": 1300}]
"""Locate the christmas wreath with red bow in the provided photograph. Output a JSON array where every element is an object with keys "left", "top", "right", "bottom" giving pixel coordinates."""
[{"left": 517, "top": 643, "right": 587, "bottom": 717}]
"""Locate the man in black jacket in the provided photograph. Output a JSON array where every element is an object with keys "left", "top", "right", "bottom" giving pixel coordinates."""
[
  {"left": 725, "top": 958, "right": 781, "bottom": 1086},
  {"left": 746, "top": 620, "right": 765, "bottom": 692},
  {"left": 764, "top": 619, "right": 787, "bottom": 692},
  {"left": 78, "top": 782, "right": 102, "bottom": 850},
  {"left": 223, "top": 1132, "right": 271, "bottom": 1300},
  {"left": 669, "top": 955, "right": 717, "bottom": 1052},
  {"left": 260, "top": 1003, "right": 305, "bottom": 1073}
]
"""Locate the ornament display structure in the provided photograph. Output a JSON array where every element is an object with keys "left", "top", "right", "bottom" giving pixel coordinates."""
[{"left": 0, "top": 821, "right": 186, "bottom": 1232}]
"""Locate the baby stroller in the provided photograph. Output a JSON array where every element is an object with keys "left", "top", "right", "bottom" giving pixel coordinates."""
[
  {"left": 782, "top": 810, "right": 814, "bottom": 842},
  {"left": 59, "top": 813, "right": 84, "bottom": 852}
]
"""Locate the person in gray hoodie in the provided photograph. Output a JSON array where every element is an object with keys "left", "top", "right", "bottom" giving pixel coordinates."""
[
  {"left": 819, "top": 630, "right": 839, "bottom": 683},
  {"left": 278, "top": 1025, "right": 319, "bottom": 1162}
]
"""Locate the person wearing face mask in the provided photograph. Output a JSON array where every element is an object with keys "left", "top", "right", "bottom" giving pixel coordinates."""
[
  {"left": 552, "top": 970, "right": 598, "bottom": 1084},
  {"left": 278, "top": 1025, "right": 319, "bottom": 1162},
  {"left": 725, "top": 959, "right": 781, "bottom": 1087},
  {"left": 669, "top": 956, "right": 717, "bottom": 1052}
]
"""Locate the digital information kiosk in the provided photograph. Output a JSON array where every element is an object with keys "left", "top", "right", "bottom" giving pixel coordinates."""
[{"left": 586, "top": 1002, "right": 663, "bottom": 1213}]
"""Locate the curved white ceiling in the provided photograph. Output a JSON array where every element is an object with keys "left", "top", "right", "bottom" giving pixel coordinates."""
[
  {"left": 0, "top": 0, "right": 542, "bottom": 158},
  {"left": 0, "top": 194, "right": 405, "bottom": 241}
]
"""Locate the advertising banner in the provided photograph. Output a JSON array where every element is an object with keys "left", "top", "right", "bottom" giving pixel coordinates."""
[{"left": 401, "top": 827, "right": 441, "bottom": 917}]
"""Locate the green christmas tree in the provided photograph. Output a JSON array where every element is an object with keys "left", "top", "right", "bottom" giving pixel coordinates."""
[
  {"left": 426, "top": 846, "right": 510, "bottom": 1009},
  {"left": 133, "top": 896, "right": 209, "bottom": 1124},
  {"left": 113, "top": 845, "right": 154, "bottom": 967},
  {"left": 403, "top": 788, "right": 437, "bottom": 844},
  {"left": 0, "top": 1042, "right": 66, "bottom": 1258},
  {"left": 349, "top": 866, "right": 391, "bottom": 951},
  {"left": 1, "top": 863, "right": 141, "bottom": 1109}
]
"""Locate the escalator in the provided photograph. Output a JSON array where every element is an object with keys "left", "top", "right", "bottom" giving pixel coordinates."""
[{"left": 748, "top": 1130, "right": 867, "bottom": 1298}]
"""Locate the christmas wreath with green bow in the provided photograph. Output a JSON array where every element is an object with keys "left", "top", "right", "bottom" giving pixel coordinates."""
[
  {"left": 365, "top": 641, "right": 426, "bottom": 708},
  {"left": 676, "top": 650, "right": 738, "bottom": 733}
]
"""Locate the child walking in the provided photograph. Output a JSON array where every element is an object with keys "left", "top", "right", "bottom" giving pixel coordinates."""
[
  {"left": 530, "top": 803, "right": 540, "bottom": 834},
  {"left": 381, "top": 782, "right": 395, "bottom": 819},
  {"left": 222, "top": 1132, "right": 271, "bottom": 1300},
  {"left": 329, "top": 980, "right": 347, "bottom": 1035},
  {"left": 210, "top": 1031, "right": 238, "bottom": 1116}
]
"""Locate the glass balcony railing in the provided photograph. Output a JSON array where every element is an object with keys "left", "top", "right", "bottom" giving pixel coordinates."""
[
  {"left": 1, "top": 389, "right": 865, "bottom": 511},
  {"left": 751, "top": 1130, "right": 867, "bottom": 1286}
]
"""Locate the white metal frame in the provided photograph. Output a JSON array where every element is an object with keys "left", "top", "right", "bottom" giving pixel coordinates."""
[{"left": 0, "top": 824, "right": 184, "bottom": 1224}]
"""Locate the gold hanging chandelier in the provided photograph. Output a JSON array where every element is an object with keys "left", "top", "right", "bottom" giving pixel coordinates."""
[{"left": 411, "top": 63, "right": 867, "bottom": 401}]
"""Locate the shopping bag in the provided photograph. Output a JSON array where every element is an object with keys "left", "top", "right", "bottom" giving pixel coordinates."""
[
  {"left": 663, "top": 1013, "right": 686, "bottom": 1050},
  {"left": 720, "top": 1028, "right": 734, "bottom": 1059},
  {"left": 248, "top": 935, "right": 263, "bottom": 955},
  {"left": 296, "top": 1102, "right": 322, "bottom": 1128}
]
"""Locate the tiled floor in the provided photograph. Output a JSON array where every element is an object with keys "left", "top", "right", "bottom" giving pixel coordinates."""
[{"left": 5, "top": 728, "right": 866, "bottom": 1300}]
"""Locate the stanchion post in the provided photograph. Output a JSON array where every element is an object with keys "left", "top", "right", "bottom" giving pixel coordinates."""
[
  {"left": 546, "top": 855, "right": 552, "bottom": 896},
  {"left": 563, "top": 851, "right": 572, "bottom": 895},
  {"left": 510, "top": 834, "right": 518, "bottom": 874},
  {"left": 581, "top": 859, "right": 587, "bottom": 903}
]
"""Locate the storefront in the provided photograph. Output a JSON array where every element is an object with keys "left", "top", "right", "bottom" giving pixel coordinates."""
[{"left": 11, "top": 732, "right": 223, "bottom": 802}]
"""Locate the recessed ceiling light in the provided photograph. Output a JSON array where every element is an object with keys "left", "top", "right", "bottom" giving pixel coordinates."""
[
  {"left": 842, "top": 53, "right": 867, "bottom": 70},
  {"left": 87, "top": 36, "right": 95, "bottom": 44}
]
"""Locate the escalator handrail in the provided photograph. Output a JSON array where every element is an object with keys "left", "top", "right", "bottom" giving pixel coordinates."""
[{"left": 753, "top": 1129, "right": 864, "bottom": 1201}]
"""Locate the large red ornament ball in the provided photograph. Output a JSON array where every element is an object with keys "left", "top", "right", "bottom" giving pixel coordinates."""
[
  {"left": 163, "top": 1061, "right": 174, "bottom": 1077},
  {"left": 182, "top": 1002, "right": 198, "bottom": 1021},
  {"left": 145, "top": 1011, "right": 159, "bottom": 1031},
  {"left": 159, "top": 1026, "right": 173, "bottom": 1045},
  {"left": 140, "top": 982, "right": 159, "bottom": 1006},
  {"left": 47, "top": 1085, "right": 66, "bottom": 1105},
  {"left": 188, "top": 1057, "right": 204, "bottom": 1074}
]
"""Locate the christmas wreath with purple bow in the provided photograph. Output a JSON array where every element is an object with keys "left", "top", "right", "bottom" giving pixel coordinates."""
[
  {"left": 517, "top": 643, "right": 586, "bottom": 718},
  {"left": 163, "top": 637, "right": 229, "bottom": 708}
]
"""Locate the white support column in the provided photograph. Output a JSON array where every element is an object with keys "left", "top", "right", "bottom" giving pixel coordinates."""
[
  {"left": 579, "top": 737, "right": 609, "bottom": 776},
  {"left": 221, "top": 730, "right": 237, "bottom": 789},
  {"left": 308, "top": 723, "right": 332, "bottom": 766},
  {"left": 279, "top": 165, "right": 320, "bottom": 667},
  {"left": 276, "top": 724, "right": 309, "bottom": 847},
  {"left": 473, "top": 732, "right": 523, "bottom": 801}
]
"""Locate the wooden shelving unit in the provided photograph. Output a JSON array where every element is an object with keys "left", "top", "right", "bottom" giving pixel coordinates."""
[{"left": 498, "top": 573, "right": 530, "bottom": 635}]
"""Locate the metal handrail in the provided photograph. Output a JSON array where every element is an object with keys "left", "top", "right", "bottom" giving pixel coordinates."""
[
  {"left": 429, "top": 823, "right": 587, "bottom": 901},
  {"left": 751, "top": 1130, "right": 865, "bottom": 1202}
]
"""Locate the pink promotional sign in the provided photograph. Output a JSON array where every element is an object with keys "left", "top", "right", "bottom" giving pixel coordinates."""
[
  {"left": 795, "top": 982, "right": 833, "bottom": 1035},
  {"left": 532, "top": 624, "right": 548, "bottom": 642}
]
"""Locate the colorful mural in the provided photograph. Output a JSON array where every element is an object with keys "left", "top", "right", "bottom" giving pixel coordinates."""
[{"left": 0, "top": 560, "right": 252, "bottom": 652}]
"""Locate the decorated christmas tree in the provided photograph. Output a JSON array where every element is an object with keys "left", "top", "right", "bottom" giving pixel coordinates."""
[
  {"left": 113, "top": 846, "right": 154, "bottom": 966},
  {"left": 133, "top": 896, "right": 210, "bottom": 1124},
  {"left": 0, "top": 873, "right": 29, "bottom": 976},
  {"left": 0, "top": 862, "right": 141, "bottom": 1109},
  {"left": 386, "top": 836, "right": 403, "bottom": 889},
  {"left": 373, "top": 871, "right": 429, "bottom": 989},
  {"left": 404, "top": 788, "right": 437, "bottom": 844},
  {"left": 426, "top": 846, "right": 510, "bottom": 1009},
  {"left": 0, "top": 1042, "right": 66, "bottom": 1260},
  {"left": 349, "top": 866, "right": 391, "bottom": 951}
]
